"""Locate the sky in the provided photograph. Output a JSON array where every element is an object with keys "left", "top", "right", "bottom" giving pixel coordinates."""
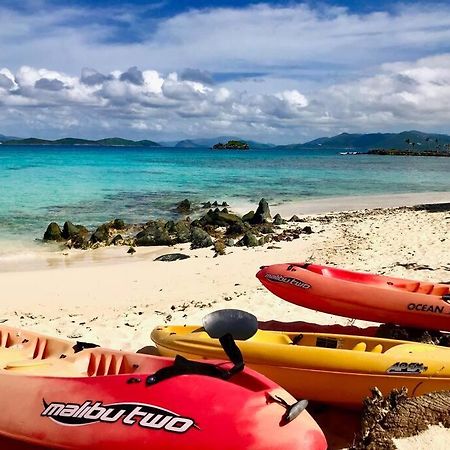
[{"left": 1, "top": 0, "right": 450, "bottom": 143}]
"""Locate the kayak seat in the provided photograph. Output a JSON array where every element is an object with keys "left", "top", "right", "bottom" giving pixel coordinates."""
[
  {"left": 431, "top": 286, "right": 449, "bottom": 296},
  {"left": 370, "top": 344, "right": 383, "bottom": 353},
  {"left": 86, "top": 352, "right": 128, "bottom": 376},
  {"left": 267, "top": 335, "right": 295, "bottom": 345},
  {"left": 391, "top": 281, "right": 420, "bottom": 292},
  {"left": 391, "top": 281, "right": 436, "bottom": 295},
  {"left": 415, "top": 283, "right": 434, "bottom": 294},
  {"left": 351, "top": 342, "right": 367, "bottom": 351},
  {"left": 0, "top": 330, "right": 13, "bottom": 348}
]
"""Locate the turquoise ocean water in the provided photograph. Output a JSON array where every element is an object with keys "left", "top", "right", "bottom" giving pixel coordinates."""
[{"left": 1, "top": 145, "right": 449, "bottom": 253}]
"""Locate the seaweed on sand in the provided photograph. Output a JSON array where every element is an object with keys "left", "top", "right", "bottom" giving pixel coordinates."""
[{"left": 351, "top": 387, "right": 450, "bottom": 450}]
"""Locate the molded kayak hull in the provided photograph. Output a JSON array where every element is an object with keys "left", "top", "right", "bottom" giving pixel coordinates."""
[
  {"left": 151, "top": 325, "right": 450, "bottom": 408},
  {"left": 257, "top": 263, "right": 450, "bottom": 331},
  {"left": 0, "top": 325, "right": 326, "bottom": 450}
]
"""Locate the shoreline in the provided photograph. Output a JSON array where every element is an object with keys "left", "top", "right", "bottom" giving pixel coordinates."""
[
  {"left": 0, "top": 190, "right": 449, "bottom": 273},
  {"left": 0, "top": 196, "right": 449, "bottom": 448},
  {"left": 232, "top": 191, "right": 450, "bottom": 216}
]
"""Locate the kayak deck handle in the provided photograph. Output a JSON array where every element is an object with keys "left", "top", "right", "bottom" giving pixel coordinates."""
[{"left": 269, "top": 394, "right": 309, "bottom": 424}]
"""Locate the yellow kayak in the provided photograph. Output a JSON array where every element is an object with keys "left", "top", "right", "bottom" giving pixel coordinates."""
[{"left": 151, "top": 325, "right": 450, "bottom": 407}]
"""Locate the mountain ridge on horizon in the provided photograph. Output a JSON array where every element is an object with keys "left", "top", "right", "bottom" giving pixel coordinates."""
[
  {"left": 1, "top": 130, "right": 450, "bottom": 150},
  {"left": 281, "top": 130, "right": 450, "bottom": 151}
]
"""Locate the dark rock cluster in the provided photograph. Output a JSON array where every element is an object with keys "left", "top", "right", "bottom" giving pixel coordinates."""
[
  {"left": 43, "top": 219, "right": 128, "bottom": 250},
  {"left": 42, "top": 198, "right": 314, "bottom": 254}
]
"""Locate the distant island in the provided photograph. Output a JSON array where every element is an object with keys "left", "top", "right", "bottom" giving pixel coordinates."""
[
  {"left": 280, "top": 130, "right": 450, "bottom": 152},
  {"left": 212, "top": 140, "right": 250, "bottom": 150},
  {"left": 0, "top": 137, "right": 161, "bottom": 147},
  {"left": 1, "top": 130, "right": 450, "bottom": 154}
]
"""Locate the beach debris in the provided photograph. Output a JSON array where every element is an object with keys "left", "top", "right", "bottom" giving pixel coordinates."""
[
  {"left": 67, "top": 333, "right": 83, "bottom": 339},
  {"left": 413, "top": 202, "right": 450, "bottom": 213},
  {"left": 190, "top": 227, "right": 213, "bottom": 249},
  {"left": 213, "top": 240, "right": 226, "bottom": 256},
  {"left": 394, "top": 262, "right": 435, "bottom": 271},
  {"left": 351, "top": 387, "right": 450, "bottom": 449},
  {"left": 154, "top": 253, "right": 190, "bottom": 262},
  {"left": 43, "top": 222, "right": 63, "bottom": 241},
  {"left": 376, "top": 323, "right": 450, "bottom": 346},
  {"left": 127, "top": 246, "right": 136, "bottom": 255},
  {"left": 175, "top": 198, "right": 191, "bottom": 214}
]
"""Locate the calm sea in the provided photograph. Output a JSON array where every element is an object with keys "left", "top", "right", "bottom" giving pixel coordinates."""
[{"left": 1, "top": 145, "right": 449, "bottom": 252}]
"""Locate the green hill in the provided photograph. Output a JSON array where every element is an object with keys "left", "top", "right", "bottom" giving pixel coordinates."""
[
  {"left": 280, "top": 131, "right": 450, "bottom": 151},
  {"left": 0, "top": 133, "right": 20, "bottom": 142},
  {"left": 2, "top": 137, "right": 161, "bottom": 147}
]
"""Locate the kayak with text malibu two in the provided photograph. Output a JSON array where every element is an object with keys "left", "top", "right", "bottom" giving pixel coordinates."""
[
  {"left": 256, "top": 263, "right": 450, "bottom": 331},
  {"left": 0, "top": 325, "right": 326, "bottom": 450}
]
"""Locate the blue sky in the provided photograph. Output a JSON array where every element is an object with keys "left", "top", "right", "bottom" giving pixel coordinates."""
[{"left": 1, "top": 0, "right": 450, "bottom": 143}]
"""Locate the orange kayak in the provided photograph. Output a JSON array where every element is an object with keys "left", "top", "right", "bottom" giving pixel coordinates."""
[
  {"left": 257, "top": 263, "right": 450, "bottom": 331},
  {"left": 0, "top": 324, "right": 326, "bottom": 450}
]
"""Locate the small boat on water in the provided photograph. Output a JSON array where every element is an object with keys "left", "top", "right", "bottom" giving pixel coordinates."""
[
  {"left": 0, "top": 323, "right": 326, "bottom": 450},
  {"left": 152, "top": 316, "right": 450, "bottom": 408},
  {"left": 256, "top": 263, "right": 450, "bottom": 331}
]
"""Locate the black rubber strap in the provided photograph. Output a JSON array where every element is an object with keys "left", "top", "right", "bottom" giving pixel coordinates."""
[
  {"left": 146, "top": 333, "right": 245, "bottom": 385},
  {"left": 146, "top": 355, "right": 230, "bottom": 385}
]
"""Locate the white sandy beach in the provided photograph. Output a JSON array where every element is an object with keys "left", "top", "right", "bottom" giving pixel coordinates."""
[{"left": 0, "top": 192, "right": 449, "bottom": 448}]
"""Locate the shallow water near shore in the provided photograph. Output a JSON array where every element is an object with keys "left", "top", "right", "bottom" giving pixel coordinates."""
[{"left": 1, "top": 145, "right": 449, "bottom": 255}]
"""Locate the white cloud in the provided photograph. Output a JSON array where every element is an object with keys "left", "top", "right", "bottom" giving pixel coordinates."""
[
  {"left": 1, "top": 3, "right": 450, "bottom": 142},
  {"left": 2, "top": 2, "right": 450, "bottom": 77}
]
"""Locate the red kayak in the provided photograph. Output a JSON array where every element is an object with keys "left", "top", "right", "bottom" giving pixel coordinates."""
[
  {"left": 0, "top": 323, "right": 326, "bottom": 450},
  {"left": 257, "top": 263, "right": 450, "bottom": 331}
]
